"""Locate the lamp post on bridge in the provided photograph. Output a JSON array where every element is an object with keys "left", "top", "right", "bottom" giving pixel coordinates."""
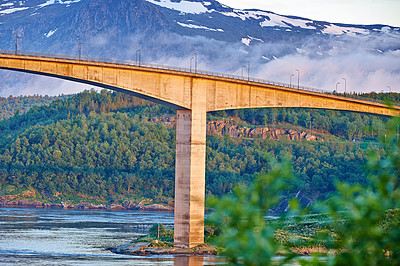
[
  {"left": 295, "top": 69, "right": 300, "bottom": 89},
  {"left": 336, "top": 82, "right": 340, "bottom": 93},
  {"left": 241, "top": 65, "right": 247, "bottom": 79},
  {"left": 342, "top": 77, "right": 347, "bottom": 95},
  {"left": 190, "top": 56, "right": 194, "bottom": 72},
  {"left": 290, "top": 74, "right": 294, "bottom": 88},
  {"left": 136, "top": 44, "right": 141, "bottom": 66},
  {"left": 245, "top": 60, "right": 250, "bottom": 81},
  {"left": 387, "top": 86, "right": 392, "bottom": 94},
  {"left": 12, "top": 32, "right": 21, "bottom": 55},
  {"left": 77, "top": 38, "right": 83, "bottom": 60},
  {"left": 193, "top": 51, "right": 197, "bottom": 73}
]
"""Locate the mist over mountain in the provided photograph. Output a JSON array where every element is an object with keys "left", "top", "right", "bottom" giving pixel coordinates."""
[{"left": 0, "top": 0, "right": 399, "bottom": 96}]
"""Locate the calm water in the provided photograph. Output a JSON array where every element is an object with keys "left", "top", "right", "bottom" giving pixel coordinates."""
[{"left": 0, "top": 208, "right": 218, "bottom": 265}]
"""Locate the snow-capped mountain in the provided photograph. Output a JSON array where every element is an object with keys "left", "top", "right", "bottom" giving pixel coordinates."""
[{"left": 0, "top": 0, "right": 399, "bottom": 95}]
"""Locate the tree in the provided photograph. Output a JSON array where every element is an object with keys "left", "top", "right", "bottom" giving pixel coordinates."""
[
  {"left": 312, "top": 117, "right": 400, "bottom": 265},
  {"left": 209, "top": 117, "right": 400, "bottom": 265},
  {"left": 208, "top": 156, "right": 296, "bottom": 265}
]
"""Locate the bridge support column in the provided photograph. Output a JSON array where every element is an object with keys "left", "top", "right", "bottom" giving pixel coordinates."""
[{"left": 174, "top": 97, "right": 207, "bottom": 248}]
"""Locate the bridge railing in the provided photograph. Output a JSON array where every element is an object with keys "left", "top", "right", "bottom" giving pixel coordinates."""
[{"left": 0, "top": 49, "right": 387, "bottom": 105}]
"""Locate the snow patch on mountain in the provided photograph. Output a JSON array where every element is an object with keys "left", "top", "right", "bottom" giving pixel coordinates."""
[
  {"left": 0, "top": 6, "right": 29, "bottom": 15},
  {"left": 241, "top": 36, "right": 264, "bottom": 46},
  {"left": 176, "top": 21, "right": 223, "bottom": 32},
  {"left": 261, "top": 13, "right": 316, "bottom": 30},
  {"left": 44, "top": 29, "right": 57, "bottom": 38},
  {"left": 1, "top": 3, "right": 14, "bottom": 7},
  {"left": 39, "top": 0, "right": 81, "bottom": 8},
  {"left": 222, "top": 10, "right": 268, "bottom": 21},
  {"left": 322, "top": 24, "right": 369, "bottom": 35},
  {"left": 145, "top": 0, "right": 208, "bottom": 14},
  {"left": 241, "top": 38, "right": 250, "bottom": 46}
]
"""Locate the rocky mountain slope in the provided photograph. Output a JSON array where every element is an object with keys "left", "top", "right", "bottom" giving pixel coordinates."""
[{"left": 0, "top": 0, "right": 399, "bottom": 95}]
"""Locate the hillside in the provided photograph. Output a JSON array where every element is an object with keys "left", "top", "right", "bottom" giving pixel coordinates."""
[{"left": 0, "top": 90, "right": 397, "bottom": 209}]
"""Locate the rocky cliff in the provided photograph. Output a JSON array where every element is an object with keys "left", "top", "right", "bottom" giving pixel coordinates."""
[{"left": 152, "top": 117, "right": 322, "bottom": 141}]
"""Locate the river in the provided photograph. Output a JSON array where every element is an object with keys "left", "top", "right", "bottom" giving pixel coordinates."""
[{"left": 0, "top": 207, "right": 218, "bottom": 265}]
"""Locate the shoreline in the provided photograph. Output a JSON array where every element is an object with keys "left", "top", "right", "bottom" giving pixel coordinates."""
[
  {"left": 0, "top": 199, "right": 174, "bottom": 212},
  {"left": 111, "top": 241, "right": 217, "bottom": 256}
]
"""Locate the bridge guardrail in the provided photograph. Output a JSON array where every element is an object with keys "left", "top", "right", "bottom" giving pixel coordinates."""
[{"left": 0, "top": 49, "right": 389, "bottom": 105}]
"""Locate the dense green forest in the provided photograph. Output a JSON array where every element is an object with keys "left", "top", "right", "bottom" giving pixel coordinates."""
[{"left": 0, "top": 90, "right": 398, "bottom": 205}]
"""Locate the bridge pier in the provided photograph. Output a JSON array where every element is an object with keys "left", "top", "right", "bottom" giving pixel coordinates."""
[{"left": 174, "top": 88, "right": 207, "bottom": 248}]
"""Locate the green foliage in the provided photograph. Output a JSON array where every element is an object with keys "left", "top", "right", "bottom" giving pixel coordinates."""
[
  {"left": 209, "top": 117, "right": 400, "bottom": 265},
  {"left": 149, "top": 224, "right": 174, "bottom": 243},
  {"left": 309, "top": 117, "right": 400, "bottom": 265},
  {"left": 208, "top": 156, "right": 296, "bottom": 265},
  {"left": 272, "top": 213, "right": 335, "bottom": 249}
]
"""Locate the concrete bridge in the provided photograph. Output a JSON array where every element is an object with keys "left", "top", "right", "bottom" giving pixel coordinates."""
[{"left": 0, "top": 51, "right": 398, "bottom": 248}]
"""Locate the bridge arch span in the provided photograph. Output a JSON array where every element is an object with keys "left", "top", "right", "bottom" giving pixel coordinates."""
[{"left": 1, "top": 52, "right": 399, "bottom": 248}]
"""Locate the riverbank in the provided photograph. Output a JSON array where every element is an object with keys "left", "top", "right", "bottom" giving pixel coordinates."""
[
  {"left": 0, "top": 196, "right": 173, "bottom": 212},
  {"left": 111, "top": 241, "right": 217, "bottom": 256}
]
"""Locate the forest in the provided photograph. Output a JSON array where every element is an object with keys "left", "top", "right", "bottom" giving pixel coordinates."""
[{"left": 0, "top": 89, "right": 398, "bottom": 206}]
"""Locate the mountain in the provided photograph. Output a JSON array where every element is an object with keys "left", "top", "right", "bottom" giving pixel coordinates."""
[{"left": 0, "top": 0, "right": 399, "bottom": 95}]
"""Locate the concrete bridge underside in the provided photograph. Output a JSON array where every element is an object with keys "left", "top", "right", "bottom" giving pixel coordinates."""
[{"left": 1, "top": 54, "right": 399, "bottom": 248}]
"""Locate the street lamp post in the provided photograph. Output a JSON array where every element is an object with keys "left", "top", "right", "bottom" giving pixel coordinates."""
[
  {"left": 387, "top": 86, "right": 392, "bottom": 94},
  {"left": 336, "top": 82, "right": 340, "bottom": 92},
  {"left": 241, "top": 65, "right": 247, "bottom": 79},
  {"left": 342, "top": 77, "right": 347, "bottom": 95},
  {"left": 295, "top": 69, "right": 300, "bottom": 89},
  {"left": 77, "top": 38, "right": 83, "bottom": 60},
  {"left": 290, "top": 74, "right": 294, "bottom": 88},
  {"left": 12, "top": 32, "right": 21, "bottom": 55},
  {"left": 245, "top": 60, "right": 250, "bottom": 81},
  {"left": 193, "top": 51, "right": 197, "bottom": 73},
  {"left": 136, "top": 44, "right": 141, "bottom": 66},
  {"left": 190, "top": 56, "right": 194, "bottom": 72}
]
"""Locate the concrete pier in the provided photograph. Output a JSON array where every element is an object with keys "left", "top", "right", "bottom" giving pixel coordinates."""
[{"left": 174, "top": 79, "right": 207, "bottom": 248}]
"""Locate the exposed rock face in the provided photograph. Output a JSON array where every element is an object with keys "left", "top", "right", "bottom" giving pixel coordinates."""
[
  {"left": 152, "top": 117, "right": 322, "bottom": 141},
  {"left": 207, "top": 120, "right": 322, "bottom": 141}
]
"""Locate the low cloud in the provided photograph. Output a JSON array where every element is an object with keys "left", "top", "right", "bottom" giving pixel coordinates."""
[{"left": 1, "top": 30, "right": 399, "bottom": 96}]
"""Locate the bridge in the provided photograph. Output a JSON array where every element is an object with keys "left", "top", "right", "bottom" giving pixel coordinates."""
[{"left": 0, "top": 51, "right": 398, "bottom": 248}]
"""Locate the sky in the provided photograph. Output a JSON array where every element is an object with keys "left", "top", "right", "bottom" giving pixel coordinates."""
[{"left": 218, "top": 0, "right": 400, "bottom": 27}]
